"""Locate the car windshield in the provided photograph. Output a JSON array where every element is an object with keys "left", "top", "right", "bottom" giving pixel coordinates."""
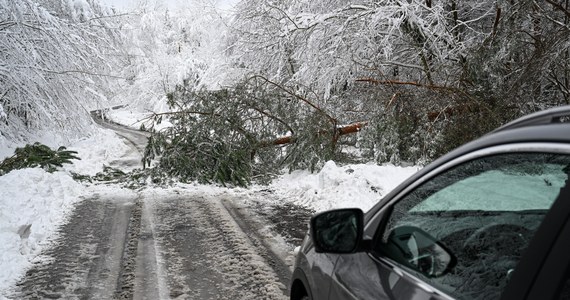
[{"left": 411, "top": 154, "right": 569, "bottom": 212}]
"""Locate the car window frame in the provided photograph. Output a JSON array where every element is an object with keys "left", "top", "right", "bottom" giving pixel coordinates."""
[
  {"left": 364, "top": 143, "right": 570, "bottom": 300},
  {"left": 510, "top": 194, "right": 570, "bottom": 300}
]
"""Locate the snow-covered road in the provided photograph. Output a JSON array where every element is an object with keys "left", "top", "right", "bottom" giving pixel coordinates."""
[
  {"left": 10, "top": 190, "right": 292, "bottom": 299},
  {"left": 8, "top": 117, "right": 294, "bottom": 299}
]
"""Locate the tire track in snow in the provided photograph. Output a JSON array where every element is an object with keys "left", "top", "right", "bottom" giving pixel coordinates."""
[
  {"left": 220, "top": 198, "right": 292, "bottom": 290},
  {"left": 114, "top": 199, "right": 143, "bottom": 299},
  {"left": 11, "top": 195, "right": 139, "bottom": 299},
  {"left": 150, "top": 195, "right": 287, "bottom": 299}
]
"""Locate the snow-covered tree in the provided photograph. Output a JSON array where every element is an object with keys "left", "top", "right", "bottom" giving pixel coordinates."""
[
  {"left": 0, "top": 0, "right": 123, "bottom": 150},
  {"left": 120, "top": 0, "right": 570, "bottom": 184},
  {"left": 113, "top": 0, "right": 235, "bottom": 113},
  {"left": 225, "top": 0, "right": 570, "bottom": 164}
]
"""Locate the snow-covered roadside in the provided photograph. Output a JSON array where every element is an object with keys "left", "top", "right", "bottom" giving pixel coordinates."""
[
  {"left": 264, "top": 161, "right": 419, "bottom": 213},
  {"left": 0, "top": 169, "right": 83, "bottom": 294},
  {"left": 0, "top": 127, "right": 137, "bottom": 298},
  {"left": 105, "top": 102, "right": 172, "bottom": 132}
]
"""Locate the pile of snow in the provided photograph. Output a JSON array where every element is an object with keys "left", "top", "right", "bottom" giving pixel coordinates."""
[
  {"left": 0, "top": 127, "right": 137, "bottom": 297},
  {"left": 0, "top": 169, "right": 84, "bottom": 293},
  {"left": 268, "top": 161, "right": 419, "bottom": 212}
]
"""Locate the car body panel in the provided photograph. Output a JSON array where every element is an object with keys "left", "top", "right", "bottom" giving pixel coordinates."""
[
  {"left": 295, "top": 237, "right": 339, "bottom": 298},
  {"left": 329, "top": 252, "right": 452, "bottom": 300}
]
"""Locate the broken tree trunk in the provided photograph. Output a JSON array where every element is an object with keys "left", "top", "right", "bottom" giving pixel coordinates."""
[{"left": 265, "top": 121, "right": 367, "bottom": 146}]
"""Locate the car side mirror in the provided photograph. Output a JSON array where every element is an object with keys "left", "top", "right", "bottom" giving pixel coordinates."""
[
  {"left": 310, "top": 208, "right": 364, "bottom": 254},
  {"left": 385, "top": 226, "right": 456, "bottom": 278}
]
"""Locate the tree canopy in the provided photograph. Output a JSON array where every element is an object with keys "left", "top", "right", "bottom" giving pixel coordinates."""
[
  {"left": 0, "top": 0, "right": 124, "bottom": 147},
  {"left": 3, "top": 0, "right": 570, "bottom": 185}
]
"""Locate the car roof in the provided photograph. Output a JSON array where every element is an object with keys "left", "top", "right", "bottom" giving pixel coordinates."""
[
  {"left": 492, "top": 105, "right": 570, "bottom": 133},
  {"left": 366, "top": 105, "right": 570, "bottom": 217}
]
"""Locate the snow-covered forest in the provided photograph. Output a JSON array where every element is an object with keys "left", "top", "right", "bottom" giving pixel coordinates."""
[
  {"left": 2, "top": 0, "right": 570, "bottom": 183},
  {"left": 0, "top": 0, "right": 123, "bottom": 157}
]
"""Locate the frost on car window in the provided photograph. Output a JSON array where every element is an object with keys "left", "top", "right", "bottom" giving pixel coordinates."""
[
  {"left": 410, "top": 153, "right": 570, "bottom": 212},
  {"left": 412, "top": 167, "right": 566, "bottom": 212}
]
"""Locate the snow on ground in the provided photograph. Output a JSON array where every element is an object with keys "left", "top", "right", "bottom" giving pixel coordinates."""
[
  {"left": 64, "top": 127, "right": 138, "bottom": 175},
  {"left": 0, "top": 107, "right": 419, "bottom": 298},
  {"left": 0, "top": 126, "right": 140, "bottom": 298},
  {"left": 105, "top": 102, "right": 172, "bottom": 132},
  {"left": 108, "top": 109, "right": 174, "bottom": 132},
  {"left": 0, "top": 169, "right": 83, "bottom": 294},
  {"left": 265, "top": 161, "right": 418, "bottom": 212}
]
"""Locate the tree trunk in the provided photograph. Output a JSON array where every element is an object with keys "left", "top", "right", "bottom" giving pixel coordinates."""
[{"left": 265, "top": 121, "right": 367, "bottom": 146}]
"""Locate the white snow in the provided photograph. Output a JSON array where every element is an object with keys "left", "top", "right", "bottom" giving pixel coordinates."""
[
  {"left": 0, "top": 107, "right": 419, "bottom": 298},
  {"left": 0, "top": 169, "right": 83, "bottom": 294},
  {"left": 0, "top": 126, "right": 142, "bottom": 297},
  {"left": 0, "top": 104, "right": 6, "bottom": 121},
  {"left": 105, "top": 108, "right": 173, "bottom": 132},
  {"left": 266, "top": 160, "right": 418, "bottom": 212},
  {"left": 64, "top": 127, "right": 138, "bottom": 175}
]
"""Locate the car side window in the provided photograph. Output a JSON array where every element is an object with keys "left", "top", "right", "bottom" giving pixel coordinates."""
[{"left": 375, "top": 153, "right": 570, "bottom": 300}]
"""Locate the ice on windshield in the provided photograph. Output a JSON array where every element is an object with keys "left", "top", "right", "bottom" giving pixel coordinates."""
[{"left": 411, "top": 163, "right": 568, "bottom": 212}]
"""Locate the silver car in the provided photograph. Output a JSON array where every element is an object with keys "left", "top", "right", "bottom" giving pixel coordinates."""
[{"left": 290, "top": 106, "right": 570, "bottom": 300}]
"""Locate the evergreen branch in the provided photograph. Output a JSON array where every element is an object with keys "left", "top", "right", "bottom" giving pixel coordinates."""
[
  {"left": 246, "top": 96, "right": 295, "bottom": 135},
  {"left": 0, "top": 143, "right": 80, "bottom": 175}
]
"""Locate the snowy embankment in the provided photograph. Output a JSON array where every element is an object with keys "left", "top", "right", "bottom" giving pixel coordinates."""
[
  {"left": 0, "top": 169, "right": 83, "bottom": 293},
  {"left": 0, "top": 128, "right": 135, "bottom": 297},
  {"left": 266, "top": 161, "right": 418, "bottom": 212}
]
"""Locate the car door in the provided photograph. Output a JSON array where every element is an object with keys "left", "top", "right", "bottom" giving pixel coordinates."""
[
  {"left": 507, "top": 195, "right": 570, "bottom": 300},
  {"left": 524, "top": 218, "right": 570, "bottom": 299},
  {"left": 330, "top": 145, "right": 570, "bottom": 300}
]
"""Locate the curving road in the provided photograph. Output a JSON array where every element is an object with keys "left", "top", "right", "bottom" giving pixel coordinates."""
[{"left": 11, "top": 114, "right": 313, "bottom": 299}]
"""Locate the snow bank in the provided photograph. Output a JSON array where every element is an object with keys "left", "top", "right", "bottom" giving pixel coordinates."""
[
  {"left": 0, "top": 168, "right": 84, "bottom": 294},
  {"left": 269, "top": 161, "right": 419, "bottom": 212},
  {"left": 0, "top": 127, "right": 134, "bottom": 297}
]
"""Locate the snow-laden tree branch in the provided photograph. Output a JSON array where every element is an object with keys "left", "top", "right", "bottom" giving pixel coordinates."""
[{"left": 0, "top": 0, "right": 124, "bottom": 146}]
